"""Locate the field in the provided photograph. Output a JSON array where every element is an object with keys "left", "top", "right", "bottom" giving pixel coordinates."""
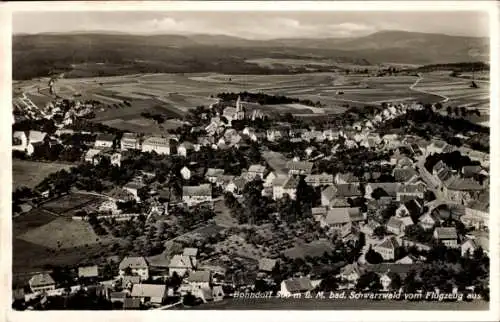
[
  {"left": 283, "top": 239, "right": 335, "bottom": 259},
  {"left": 13, "top": 160, "right": 73, "bottom": 190},
  {"left": 16, "top": 72, "right": 449, "bottom": 128},
  {"left": 40, "top": 193, "right": 104, "bottom": 215},
  {"left": 17, "top": 217, "right": 110, "bottom": 250},
  {"left": 12, "top": 194, "right": 117, "bottom": 274},
  {"left": 412, "top": 73, "right": 490, "bottom": 125}
]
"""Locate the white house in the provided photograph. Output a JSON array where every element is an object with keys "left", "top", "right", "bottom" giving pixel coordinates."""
[
  {"left": 433, "top": 227, "right": 458, "bottom": 248},
  {"left": 180, "top": 166, "right": 192, "bottom": 180},
  {"left": 182, "top": 184, "right": 212, "bottom": 207},
  {"left": 272, "top": 175, "right": 299, "bottom": 200},
  {"left": 186, "top": 271, "right": 212, "bottom": 290},
  {"left": 247, "top": 164, "right": 266, "bottom": 180},
  {"left": 120, "top": 133, "right": 140, "bottom": 151},
  {"left": 131, "top": 284, "right": 167, "bottom": 305},
  {"left": 278, "top": 277, "right": 314, "bottom": 297},
  {"left": 94, "top": 133, "right": 115, "bottom": 149},
  {"left": 178, "top": 142, "right": 195, "bottom": 157},
  {"left": 318, "top": 208, "right": 358, "bottom": 238},
  {"left": 142, "top": 136, "right": 171, "bottom": 155},
  {"left": 119, "top": 256, "right": 149, "bottom": 280},
  {"left": 29, "top": 273, "right": 56, "bottom": 293},
  {"left": 205, "top": 168, "right": 225, "bottom": 183},
  {"left": 373, "top": 237, "right": 399, "bottom": 261},
  {"left": 111, "top": 152, "right": 122, "bottom": 167},
  {"left": 168, "top": 254, "right": 196, "bottom": 277}
]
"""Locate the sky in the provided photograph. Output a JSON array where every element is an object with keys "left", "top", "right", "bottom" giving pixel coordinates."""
[{"left": 13, "top": 11, "right": 489, "bottom": 39}]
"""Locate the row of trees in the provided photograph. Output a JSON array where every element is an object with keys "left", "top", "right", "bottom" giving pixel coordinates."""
[{"left": 217, "top": 91, "right": 324, "bottom": 108}]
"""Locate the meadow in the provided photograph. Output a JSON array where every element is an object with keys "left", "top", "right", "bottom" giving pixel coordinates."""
[{"left": 13, "top": 160, "right": 73, "bottom": 190}]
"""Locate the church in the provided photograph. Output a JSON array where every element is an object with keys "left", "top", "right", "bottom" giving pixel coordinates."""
[{"left": 222, "top": 96, "right": 246, "bottom": 125}]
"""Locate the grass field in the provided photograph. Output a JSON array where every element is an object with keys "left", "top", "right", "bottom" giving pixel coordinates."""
[
  {"left": 41, "top": 193, "right": 104, "bottom": 215},
  {"left": 17, "top": 217, "right": 110, "bottom": 249},
  {"left": 13, "top": 160, "right": 73, "bottom": 190},
  {"left": 16, "top": 72, "right": 482, "bottom": 128}
]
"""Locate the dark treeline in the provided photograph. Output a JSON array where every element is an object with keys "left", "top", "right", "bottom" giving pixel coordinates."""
[
  {"left": 217, "top": 91, "right": 323, "bottom": 108},
  {"left": 416, "top": 62, "right": 489, "bottom": 72}
]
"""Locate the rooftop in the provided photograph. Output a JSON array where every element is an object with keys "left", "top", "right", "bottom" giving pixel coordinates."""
[
  {"left": 119, "top": 256, "right": 148, "bottom": 270},
  {"left": 130, "top": 284, "right": 166, "bottom": 298},
  {"left": 187, "top": 270, "right": 211, "bottom": 283},
  {"left": 183, "top": 184, "right": 212, "bottom": 197},
  {"left": 324, "top": 207, "right": 359, "bottom": 225},
  {"left": 434, "top": 227, "right": 458, "bottom": 240},
  {"left": 283, "top": 277, "right": 313, "bottom": 293}
]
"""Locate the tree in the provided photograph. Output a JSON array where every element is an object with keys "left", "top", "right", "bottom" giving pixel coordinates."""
[
  {"left": 365, "top": 247, "right": 384, "bottom": 264},
  {"left": 356, "top": 271, "right": 382, "bottom": 291},
  {"left": 373, "top": 226, "right": 387, "bottom": 239}
]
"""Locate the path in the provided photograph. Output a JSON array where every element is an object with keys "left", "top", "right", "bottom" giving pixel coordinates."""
[
  {"left": 409, "top": 74, "right": 450, "bottom": 103},
  {"left": 152, "top": 300, "right": 182, "bottom": 310}
]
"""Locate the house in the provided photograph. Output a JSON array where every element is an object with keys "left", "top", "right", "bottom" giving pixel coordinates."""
[
  {"left": 120, "top": 133, "right": 140, "bottom": 151},
  {"left": 393, "top": 167, "right": 418, "bottom": 183},
  {"left": 247, "top": 164, "right": 266, "bottom": 180},
  {"left": 225, "top": 176, "right": 247, "bottom": 196},
  {"left": 178, "top": 142, "right": 195, "bottom": 157},
  {"left": 461, "top": 239, "right": 479, "bottom": 257},
  {"left": 78, "top": 265, "right": 99, "bottom": 279},
  {"left": 258, "top": 258, "right": 277, "bottom": 273},
  {"left": 418, "top": 211, "right": 441, "bottom": 230},
  {"left": 285, "top": 161, "right": 313, "bottom": 176},
  {"left": 318, "top": 208, "right": 358, "bottom": 238},
  {"left": 278, "top": 277, "right": 314, "bottom": 297},
  {"left": 12, "top": 131, "right": 28, "bottom": 152},
  {"left": 205, "top": 117, "right": 226, "bottom": 136},
  {"left": 395, "top": 199, "right": 423, "bottom": 219},
  {"left": 168, "top": 255, "right": 195, "bottom": 277},
  {"left": 180, "top": 166, "right": 192, "bottom": 180},
  {"left": 94, "top": 133, "right": 115, "bottom": 148},
  {"left": 426, "top": 140, "right": 448, "bottom": 156},
  {"left": 123, "top": 181, "right": 146, "bottom": 202},
  {"left": 395, "top": 255, "right": 420, "bottom": 264},
  {"left": 122, "top": 275, "right": 141, "bottom": 289},
  {"left": 29, "top": 273, "right": 56, "bottom": 293},
  {"left": 119, "top": 256, "right": 149, "bottom": 280},
  {"left": 442, "top": 176, "right": 485, "bottom": 205},
  {"left": 365, "top": 183, "right": 401, "bottom": 200},
  {"left": 312, "top": 207, "right": 328, "bottom": 221},
  {"left": 397, "top": 184, "right": 425, "bottom": 202},
  {"left": 461, "top": 165, "right": 482, "bottom": 178},
  {"left": 462, "top": 195, "right": 489, "bottom": 230},
  {"left": 305, "top": 173, "right": 334, "bottom": 187},
  {"left": 182, "top": 184, "right": 212, "bottom": 207},
  {"left": 272, "top": 175, "right": 300, "bottom": 200},
  {"left": 131, "top": 284, "right": 167, "bottom": 305},
  {"left": 266, "top": 129, "right": 286, "bottom": 142},
  {"left": 215, "top": 175, "right": 235, "bottom": 190},
  {"left": 141, "top": 136, "right": 171, "bottom": 155},
  {"left": 433, "top": 227, "right": 459, "bottom": 248},
  {"left": 84, "top": 148, "right": 102, "bottom": 164},
  {"left": 334, "top": 172, "right": 358, "bottom": 185},
  {"left": 263, "top": 171, "right": 278, "bottom": 188},
  {"left": 386, "top": 216, "right": 413, "bottom": 235},
  {"left": 205, "top": 168, "right": 225, "bottom": 183},
  {"left": 373, "top": 237, "right": 399, "bottom": 261},
  {"left": 370, "top": 264, "right": 417, "bottom": 290},
  {"left": 187, "top": 271, "right": 212, "bottom": 290},
  {"left": 361, "top": 219, "right": 382, "bottom": 237},
  {"left": 321, "top": 184, "right": 362, "bottom": 206},
  {"left": 337, "top": 263, "right": 365, "bottom": 289},
  {"left": 110, "top": 152, "right": 122, "bottom": 167},
  {"left": 212, "top": 285, "right": 225, "bottom": 302}
]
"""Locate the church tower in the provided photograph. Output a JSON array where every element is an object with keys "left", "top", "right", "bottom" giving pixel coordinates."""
[{"left": 235, "top": 95, "right": 245, "bottom": 120}]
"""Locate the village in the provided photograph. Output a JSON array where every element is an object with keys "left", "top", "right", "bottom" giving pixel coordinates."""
[{"left": 12, "top": 88, "right": 490, "bottom": 310}]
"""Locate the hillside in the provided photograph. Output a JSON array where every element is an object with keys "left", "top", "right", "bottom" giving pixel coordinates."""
[{"left": 12, "top": 30, "right": 489, "bottom": 80}]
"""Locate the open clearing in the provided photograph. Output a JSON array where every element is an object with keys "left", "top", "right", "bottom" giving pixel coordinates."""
[
  {"left": 13, "top": 160, "right": 73, "bottom": 190},
  {"left": 18, "top": 72, "right": 445, "bottom": 120},
  {"left": 17, "top": 217, "right": 113, "bottom": 250},
  {"left": 41, "top": 193, "right": 104, "bottom": 215}
]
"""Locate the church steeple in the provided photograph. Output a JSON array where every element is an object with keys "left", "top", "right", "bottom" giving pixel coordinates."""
[{"left": 236, "top": 95, "right": 242, "bottom": 112}]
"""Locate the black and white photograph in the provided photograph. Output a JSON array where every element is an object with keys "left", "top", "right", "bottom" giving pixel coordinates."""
[{"left": 4, "top": 1, "right": 498, "bottom": 318}]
